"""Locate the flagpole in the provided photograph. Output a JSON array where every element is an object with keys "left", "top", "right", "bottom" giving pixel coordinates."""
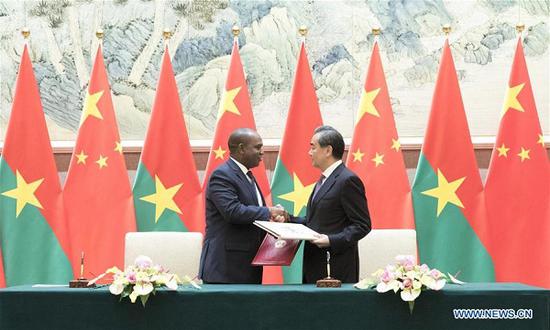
[
  {"left": 163, "top": 28, "right": 172, "bottom": 53},
  {"left": 372, "top": 26, "right": 380, "bottom": 44},
  {"left": 95, "top": 28, "right": 104, "bottom": 50},
  {"left": 442, "top": 24, "right": 451, "bottom": 39},
  {"left": 516, "top": 23, "right": 525, "bottom": 40},
  {"left": 299, "top": 25, "right": 307, "bottom": 45},
  {"left": 21, "top": 27, "right": 30, "bottom": 44},
  {"left": 232, "top": 25, "right": 240, "bottom": 47}
]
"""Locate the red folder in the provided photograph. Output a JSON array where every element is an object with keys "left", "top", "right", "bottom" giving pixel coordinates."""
[{"left": 252, "top": 234, "right": 301, "bottom": 266}]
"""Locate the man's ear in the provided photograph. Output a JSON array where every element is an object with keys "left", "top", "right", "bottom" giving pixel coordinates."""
[{"left": 326, "top": 145, "right": 333, "bottom": 157}]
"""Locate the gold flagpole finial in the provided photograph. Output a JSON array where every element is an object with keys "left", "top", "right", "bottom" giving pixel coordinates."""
[
  {"left": 21, "top": 27, "right": 30, "bottom": 39},
  {"left": 516, "top": 23, "right": 525, "bottom": 34},
  {"left": 163, "top": 28, "right": 172, "bottom": 40},
  {"left": 96, "top": 29, "right": 104, "bottom": 40},
  {"left": 372, "top": 27, "right": 381, "bottom": 36},
  {"left": 232, "top": 25, "right": 240, "bottom": 38},
  {"left": 442, "top": 24, "right": 451, "bottom": 36},
  {"left": 298, "top": 25, "right": 308, "bottom": 37}
]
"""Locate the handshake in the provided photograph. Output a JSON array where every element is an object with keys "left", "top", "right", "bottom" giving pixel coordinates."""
[{"left": 268, "top": 204, "right": 290, "bottom": 223}]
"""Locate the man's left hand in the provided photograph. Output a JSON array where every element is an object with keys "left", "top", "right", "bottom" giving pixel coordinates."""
[{"left": 312, "top": 234, "right": 330, "bottom": 248}]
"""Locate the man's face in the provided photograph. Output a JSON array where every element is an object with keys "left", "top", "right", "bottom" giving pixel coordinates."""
[
  {"left": 309, "top": 133, "right": 330, "bottom": 170},
  {"left": 240, "top": 134, "right": 264, "bottom": 169}
]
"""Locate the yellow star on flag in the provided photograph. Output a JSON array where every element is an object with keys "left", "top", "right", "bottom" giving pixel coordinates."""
[
  {"left": 496, "top": 143, "right": 510, "bottom": 157},
  {"left": 140, "top": 175, "right": 183, "bottom": 223},
  {"left": 371, "top": 152, "right": 384, "bottom": 167},
  {"left": 277, "top": 173, "right": 316, "bottom": 216},
  {"left": 96, "top": 155, "right": 108, "bottom": 169},
  {"left": 517, "top": 147, "right": 530, "bottom": 162},
  {"left": 421, "top": 169, "right": 465, "bottom": 217},
  {"left": 352, "top": 149, "right": 365, "bottom": 162},
  {"left": 75, "top": 150, "right": 88, "bottom": 164},
  {"left": 502, "top": 83, "right": 524, "bottom": 117},
  {"left": 357, "top": 88, "right": 381, "bottom": 121},
  {"left": 114, "top": 141, "right": 123, "bottom": 154},
  {"left": 213, "top": 146, "right": 227, "bottom": 160},
  {"left": 537, "top": 134, "right": 545, "bottom": 148},
  {"left": 219, "top": 86, "right": 242, "bottom": 117},
  {"left": 391, "top": 138, "right": 401, "bottom": 151},
  {"left": 1, "top": 170, "right": 44, "bottom": 217},
  {"left": 80, "top": 90, "right": 104, "bottom": 125}
]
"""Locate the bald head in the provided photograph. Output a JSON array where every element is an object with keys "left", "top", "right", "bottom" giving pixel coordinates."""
[{"left": 228, "top": 128, "right": 264, "bottom": 169}]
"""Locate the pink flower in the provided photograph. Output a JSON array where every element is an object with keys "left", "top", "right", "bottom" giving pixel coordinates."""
[
  {"left": 134, "top": 255, "right": 153, "bottom": 269},
  {"left": 402, "top": 278, "right": 412, "bottom": 289},
  {"left": 396, "top": 255, "right": 415, "bottom": 270},
  {"left": 380, "top": 269, "right": 394, "bottom": 283},
  {"left": 430, "top": 269, "right": 441, "bottom": 279}
]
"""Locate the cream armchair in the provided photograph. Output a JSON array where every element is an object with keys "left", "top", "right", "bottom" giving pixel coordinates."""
[
  {"left": 358, "top": 229, "right": 417, "bottom": 279},
  {"left": 124, "top": 232, "right": 203, "bottom": 279}
]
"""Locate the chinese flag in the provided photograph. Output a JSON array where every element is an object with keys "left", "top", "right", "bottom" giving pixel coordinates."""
[
  {"left": 63, "top": 45, "right": 136, "bottom": 278},
  {"left": 202, "top": 40, "right": 271, "bottom": 203},
  {"left": 202, "top": 40, "right": 280, "bottom": 283},
  {"left": 133, "top": 47, "right": 204, "bottom": 234},
  {"left": 271, "top": 42, "right": 323, "bottom": 283},
  {"left": 485, "top": 38, "right": 550, "bottom": 288},
  {"left": 0, "top": 45, "right": 72, "bottom": 286},
  {"left": 346, "top": 41, "right": 414, "bottom": 229},
  {"left": 411, "top": 40, "right": 495, "bottom": 282}
]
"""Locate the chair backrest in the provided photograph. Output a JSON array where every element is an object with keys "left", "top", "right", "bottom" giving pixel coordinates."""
[
  {"left": 358, "top": 229, "right": 417, "bottom": 279},
  {"left": 124, "top": 232, "right": 203, "bottom": 279}
]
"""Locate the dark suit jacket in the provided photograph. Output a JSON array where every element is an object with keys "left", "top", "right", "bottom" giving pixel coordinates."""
[
  {"left": 294, "top": 163, "right": 371, "bottom": 283},
  {"left": 199, "top": 159, "right": 269, "bottom": 284}
]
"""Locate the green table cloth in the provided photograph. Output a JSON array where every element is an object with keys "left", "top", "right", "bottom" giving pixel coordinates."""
[{"left": 0, "top": 283, "right": 548, "bottom": 330}]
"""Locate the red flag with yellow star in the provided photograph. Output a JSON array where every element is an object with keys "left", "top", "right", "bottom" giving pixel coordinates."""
[
  {"left": 0, "top": 45, "right": 73, "bottom": 286},
  {"left": 346, "top": 41, "right": 414, "bottom": 229},
  {"left": 132, "top": 47, "right": 204, "bottom": 234},
  {"left": 485, "top": 38, "right": 550, "bottom": 288},
  {"left": 63, "top": 45, "right": 136, "bottom": 278},
  {"left": 411, "top": 40, "right": 495, "bottom": 281},
  {"left": 202, "top": 40, "right": 271, "bottom": 202},
  {"left": 271, "top": 42, "right": 323, "bottom": 283},
  {"left": 202, "top": 39, "right": 279, "bottom": 283}
]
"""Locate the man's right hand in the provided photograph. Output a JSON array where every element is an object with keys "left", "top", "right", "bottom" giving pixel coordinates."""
[{"left": 269, "top": 205, "right": 289, "bottom": 222}]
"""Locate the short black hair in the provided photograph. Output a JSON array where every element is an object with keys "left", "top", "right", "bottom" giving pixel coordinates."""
[{"left": 313, "top": 125, "right": 344, "bottom": 159}]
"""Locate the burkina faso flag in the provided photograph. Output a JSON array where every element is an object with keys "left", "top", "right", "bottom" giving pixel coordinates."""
[
  {"left": 271, "top": 42, "right": 323, "bottom": 283},
  {"left": 133, "top": 47, "right": 204, "bottom": 233},
  {"left": 411, "top": 40, "right": 494, "bottom": 282},
  {"left": 0, "top": 44, "right": 72, "bottom": 285}
]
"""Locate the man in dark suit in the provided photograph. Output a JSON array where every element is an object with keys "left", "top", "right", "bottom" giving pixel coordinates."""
[
  {"left": 199, "top": 128, "right": 287, "bottom": 284},
  {"left": 293, "top": 126, "right": 371, "bottom": 283}
]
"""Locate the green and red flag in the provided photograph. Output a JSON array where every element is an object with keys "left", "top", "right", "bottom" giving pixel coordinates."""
[
  {"left": 133, "top": 47, "right": 204, "bottom": 234},
  {"left": 346, "top": 40, "right": 414, "bottom": 229},
  {"left": 271, "top": 42, "right": 323, "bottom": 284},
  {"left": 202, "top": 39, "right": 281, "bottom": 283},
  {"left": 411, "top": 40, "right": 495, "bottom": 281},
  {"left": 485, "top": 38, "right": 550, "bottom": 288},
  {"left": 63, "top": 45, "right": 136, "bottom": 278},
  {"left": 0, "top": 45, "right": 73, "bottom": 285}
]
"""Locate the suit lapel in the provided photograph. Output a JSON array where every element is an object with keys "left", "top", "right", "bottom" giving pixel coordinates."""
[
  {"left": 228, "top": 159, "right": 258, "bottom": 204},
  {"left": 307, "top": 163, "right": 344, "bottom": 220}
]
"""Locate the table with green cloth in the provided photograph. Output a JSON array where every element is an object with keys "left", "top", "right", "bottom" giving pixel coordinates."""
[{"left": 0, "top": 283, "right": 548, "bottom": 330}]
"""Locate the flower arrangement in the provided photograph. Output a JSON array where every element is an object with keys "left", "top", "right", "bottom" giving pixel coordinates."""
[
  {"left": 89, "top": 255, "right": 201, "bottom": 306},
  {"left": 354, "top": 255, "right": 463, "bottom": 313}
]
